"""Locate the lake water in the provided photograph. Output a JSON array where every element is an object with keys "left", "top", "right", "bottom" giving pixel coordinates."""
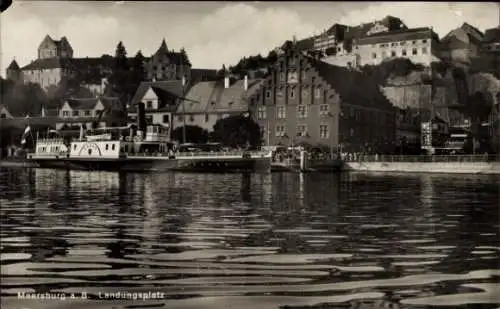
[{"left": 0, "top": 167, "right": 499, "bottom": 309}]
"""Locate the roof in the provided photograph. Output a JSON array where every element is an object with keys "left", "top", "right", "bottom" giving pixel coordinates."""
[
  {"left": 483, "top": 27, "right": 500, "bottom": 44},
  {"left": 128, "top": 80, "right": 184, "bottom": 112},
  {"left": 357, "top": 27, "right": 437, "bottom": 45},
  {"left": 130, "top": 80, "right": 184, "bottom": 104},
  {"left": 191, "top": 68, "right": 218, "bottom": 82},
  {"left": 460, "top": 23, "right": 484, "bottom": 41},
  {"left": 177, "top": 79, "right": 262, "bottom": 114},
  {"left": 64, "top": 96, "right": 120, "bottom": 110},
  {"left": 344, "top": 16, "right": 406, "bottom": 40},
  {"left": 7, "top": 60, "right": 20, "bottom": 70},
  {"left": 305, "top": 56, "right": 393, "bottom": 110},
  {"left": 281, "top": 37, "right": 314, "bottom": 52},
  {"left": 21, "top": 58, "right": 75, "bottom": 70},
  {"left": 148, "top": 39, "right": 191, "bottom": 66}
]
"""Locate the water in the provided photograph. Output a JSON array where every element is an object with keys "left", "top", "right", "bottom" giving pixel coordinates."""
[{"left": 0, "top": 168, "right": 499, "bottom": 309}]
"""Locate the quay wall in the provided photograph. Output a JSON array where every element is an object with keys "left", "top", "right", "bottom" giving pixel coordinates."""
[{"left": 344, "top": 161, "right": 500, "bottom": 174}]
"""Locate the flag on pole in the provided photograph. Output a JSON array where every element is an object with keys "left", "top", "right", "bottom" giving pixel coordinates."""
[{"left": 21, "top": 125, "right": 31, "bottom": 145}]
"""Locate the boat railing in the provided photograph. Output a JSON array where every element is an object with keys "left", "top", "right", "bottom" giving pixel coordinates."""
[
  {"left": 124, "top": 150, "right": 270, "bottom": 158},
  {"left": 343, "top": 154, "right": 500, "bottom": 163},
  {"left": 36, "top": 138, "right": 65, "bottom": 144}
]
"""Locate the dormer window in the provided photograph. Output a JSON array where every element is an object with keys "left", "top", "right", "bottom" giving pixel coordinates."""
[{"left": 147, "top": 101, "right": 153, "bottom": 109}]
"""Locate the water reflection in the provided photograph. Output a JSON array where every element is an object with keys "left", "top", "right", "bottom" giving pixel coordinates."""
[{"left": 0, "top": 168, "right": 499, "bottom": 309}]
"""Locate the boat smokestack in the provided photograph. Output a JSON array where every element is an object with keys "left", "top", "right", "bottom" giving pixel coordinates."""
[{"left": 137, "top": 102, "right": 147, "bottom": 139}]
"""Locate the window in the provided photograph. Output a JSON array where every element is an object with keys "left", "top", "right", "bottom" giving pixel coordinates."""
[
  {"left": 275, "top": 125, "right": 286, "bottom": 137},
  {"left": 189, "top": 115, "right": 195, "bottom": 122},
  {"left": 177, "top": 115, "right": 184, "bottom": 122},
  {"left": 72, "top": 110, "right": 78, "bottom": 116},
  {"left": 422, "top": 47, "right": 428, "bottom": 54},
  {"left": 382, "top": 51, "right": 387, "bottom": 58},
  {"left": 372, "top": 53, "right": 377, "bottom": 59},
  {"left": 112, "top": 144, "right": 115, "bottom": 151},
  {"left": 256, "top": 107, "right": 267, "bottom": 120},
  {"left": 301, "top": 89, "right": 308, "bottom": 99},
  {"left": 163, "top": 114, "right": 169, "bottom": 123},
  {"left": 412, "top": 40, "right": 416, "bottom": 44},
  {"left": 301, "top": 71, "right": 307, "bottom": 81},
  {"left": 296, "top": 125, "right": 307, "bottom": 137},
  {"left": 147, "top": 100, "right": 153, "bottom": 109},
  {"left": 88, "top": 149, "right": 92, "bottom": 155},
  {"left": 391, "top": 51, "right": 396, "bottom": 57},
  {"left": 391, "top": 43, "right": 397, "bottom": 47},
  {"left": 277, "top": 106, "right": 286, "bottom": 119},
  {"left": 314, "top": 88, "right": 321, "bottom": 99},
  {"left": 412, "top": 48, "right": 418, "bottom": 55},
  {"left": 289, "top": 57, "right": 295, "bottom": 65},
  {"left": 290, "top": 90, "right": 295, "bottom": 99},
  {"left": 319, "top": 124, "right": 329, "bottom": 139},
  {"left": 146, "top": 115, "right": 153, "bottom": 124},
  {"left": 422, "top": 39, "right": 427, "bottom": 43},
  {"left": 319, "top": 104, "right": 329, "bottom": 116},
  {"left": 402, "top": 50, "right": 407, "bottom": 56},
  {"left": 0, "top": 114, "right": 6, "bottom": 119},
  {"left": 266, "top": 90, "right": 271, "bottom": 98},
  {"left": 279, "top": 72, "right": 285, "bottom": 81},
  {"left": 105, "top": 144, "right": 109, "bottom": 150},
  {"left": 85, "top": 110, "right": 91, "bottom": 116},
  {"left": 297, "top": 105, "right": 308, "bottom": 118},
  {"left": 205, "top": 114, "right": 209, "bottom": 122}
]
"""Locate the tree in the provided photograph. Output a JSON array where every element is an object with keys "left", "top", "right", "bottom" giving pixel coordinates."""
[
  {"left": 128, "top": 50, "right": 147, "bottom": 94},
  {"left": 107, "top": 41, "right": 131, "bottom": 124},
  {"left": 211, "top": 115, "right": 262, "bottom": 149},
  {"left": 170, "top": 125, "right": 209, "bottom": 144}
]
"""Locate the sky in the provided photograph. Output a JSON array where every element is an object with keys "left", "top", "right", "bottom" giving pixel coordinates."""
[{"left": 1, "top": 1, "right": 499, "bottom": 77}]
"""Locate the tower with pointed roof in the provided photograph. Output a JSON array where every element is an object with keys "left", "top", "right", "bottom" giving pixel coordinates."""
[
  {"left": 145, "top": 38, "right": 192, "bottom": 83},
  {"left": 38, "top": 34, "right": 74, "bottom": 59},
  {"left": 6, "top": 59, "right": 22, "bottom": 83}
]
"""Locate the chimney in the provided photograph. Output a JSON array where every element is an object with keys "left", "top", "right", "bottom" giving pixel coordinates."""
[
  {"left": 224, "top": 76, "right": 229, "bottom": 89},
  {"left": 244, "top": 75, "right": 248, "bottom": 91}
]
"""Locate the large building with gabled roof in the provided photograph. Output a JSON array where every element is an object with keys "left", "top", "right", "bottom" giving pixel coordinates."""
[{"left": 250, "top": 44, "right": 396, "bottom": 152}]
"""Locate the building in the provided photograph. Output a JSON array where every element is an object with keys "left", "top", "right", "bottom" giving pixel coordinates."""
[
  {"left": 191, "top": 69, "right": 218, "bottom": 83},
  {"left": 127, "top": 80, "right": 185, "bottom": 137},
  {"left": 250, "top": 46, "right": 396, "bottom": 152},
  {"left": 56, "top": 96, "right": 121, "bottom": 130},
  {"left": 21, "top": 58, "right": 76, "bottom": 89},
  {"left": 38, "top": 35, "right": 73, "bottom": 59},
  {"left": 481, "top": 27, "right": 500, "bottom": 53},
  {"left": 6, "top": 60, "right": 22, "bottom": 83},
  {"left": 0, "top": 104, "right": 13, "bottom": 119},
  {"left": 144, "top": 39, "right": 191, "bottom": 83},
  {"left": 355, "top": 27, "right": 441, "bottom": 67},
  {"left": 173, "top": 76, "right": 263, "bottom": 133},
  {"left": 299, "top": 16, "right": 441, "bottom": 68},
  {"left": 440, "top": 23, "right": 484, "bottom": 63}
]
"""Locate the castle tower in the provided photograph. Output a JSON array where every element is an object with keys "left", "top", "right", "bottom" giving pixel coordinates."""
[{"left": 6, "top": 59, "right": 22, "bottom": 83}]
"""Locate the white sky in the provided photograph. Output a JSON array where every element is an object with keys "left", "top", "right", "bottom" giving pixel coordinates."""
[{"left": 1, "top": 1, "right": 499, "bottom": 77}]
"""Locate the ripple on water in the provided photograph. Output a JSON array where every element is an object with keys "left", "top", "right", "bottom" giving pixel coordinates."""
[
  {"left": 401, "top": 283, "right": 500, "bottom": 306},
  {"left": 227, "top": 253, "right": 353, "bottom": 264},
  {"left": 129, "top": 249, "right": 277, "bottom": 261},
  {"left": 0, "top": 253, "right": 31, "bottom": 261}
]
